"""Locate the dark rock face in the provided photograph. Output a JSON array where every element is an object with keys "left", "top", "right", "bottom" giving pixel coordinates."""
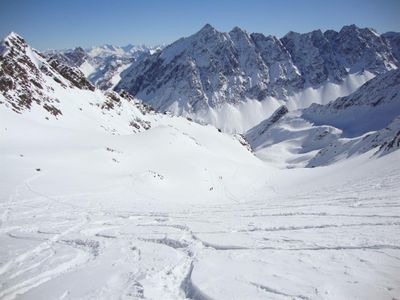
[
  {"left": 244, "top": 105, "right": 289, "bottom": 146},
  {"left": 383, "top": 32, "right": 400, "bottom": 62},
  {"left": 0, "top": 33, "right": 57, "bottom": 113},
  {"left": 0, "top": 32, "right": 93, "bottom": 113},
  {"left": 47, "top": 56, "right": 95, "bottom": 91},
  {"left": 116, "top": 24, "right": 399, "bottom": 113},
  {"left": 379, "top": 128, "right": 400, "bottom": 153},
  {"left": 63, "top": 47, "right": 87, "bottom": 66}
]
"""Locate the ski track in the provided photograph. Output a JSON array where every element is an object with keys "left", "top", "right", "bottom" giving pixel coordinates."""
[{"left": 0, "top": 170, "right": 399, "bottom": 300}]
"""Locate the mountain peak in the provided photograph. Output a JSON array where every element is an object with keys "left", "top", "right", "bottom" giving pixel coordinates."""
[
  {"left": 73, "top": 46, "right": 86, "bottom": 53},
  {"left": 339, "top": 24, "right": 360, "bottom": 33},
  {"left": 197, "top": 23, "right": 217, "bottom": 35},
  {"left": 230, "top": 26, "right": 245, "bottom": 33},
  {"left": 283, "top": 30, "right": 300, "bottom": 39},
  {"left": 1, "top": 31, "right": 28, "bottom": 56},
  {"left": 4, "top": 31, "right": 22, "bottom": 40},
  {"left": 2, "top": 31, "right": 26, "bottom": 46}
]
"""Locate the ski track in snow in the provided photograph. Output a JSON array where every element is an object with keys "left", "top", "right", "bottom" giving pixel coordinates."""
[{"left": 0, "top": 166, "right": 399, "bottom": 300}]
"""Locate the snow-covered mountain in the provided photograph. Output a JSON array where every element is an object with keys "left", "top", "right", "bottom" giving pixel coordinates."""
[
  {"left": 245, "top": 69, "right": 400, "bottom": 168},
  {"left": 46, "top": 43, "right": 162, "bottom": 91},
  {"left": 2, "top": 31, "right": 400, "bottom": 300},
  {"left": 0, "top": 31, "right": 266, "bottom": 207},
  {"left": 116, "top": 24, "right": 398, "bottom": 132},
  {"left": 0, "top": 32, "right": 158, "bottom": 133},
  {"left": 303, "top": 68, "right": 400, "bottom": 137}
]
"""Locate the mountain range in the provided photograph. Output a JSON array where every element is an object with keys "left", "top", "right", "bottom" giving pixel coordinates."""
[
  {"left": 1, "top": 24, "right": 399, "bottom": 169},
  {"left": 115, "top": 24, "right": 399, "bottom": 132},
  {"left": 45, "top": 43, "right": 162, "bottom": 91}
]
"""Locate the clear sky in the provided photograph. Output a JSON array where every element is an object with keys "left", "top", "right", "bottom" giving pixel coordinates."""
[{"left": 1, "top": 0, "right": 399, "bottom": 50}]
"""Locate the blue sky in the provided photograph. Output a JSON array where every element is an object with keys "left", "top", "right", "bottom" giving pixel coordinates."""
[{"left": 1, "top": 0, "right": 399, "bottom": 50}]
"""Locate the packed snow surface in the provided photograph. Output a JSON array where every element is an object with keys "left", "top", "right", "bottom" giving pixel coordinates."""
[{"left": 1, "top": 106, "right": 400, "bottom": 300}]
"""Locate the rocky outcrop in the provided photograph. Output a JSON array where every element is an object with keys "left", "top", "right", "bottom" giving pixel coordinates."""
[
  {"left": 0, "top": 32, "right": 62, "bottom": 113},
  {"left": 47, "top": 55, "right": 95, "bottom": 91}
]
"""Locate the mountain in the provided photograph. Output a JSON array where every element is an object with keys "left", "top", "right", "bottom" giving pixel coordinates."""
[
  {"left": 115, "top": 24, "right": 399, "bottom": 132},
  {"left": 308, "top": 115, "right": 400, "bottom": 167},
  {"left": 0, "top": 33, "right": 91, "bottom": 114},
  {"left": 245, "top": 69, "right": 400, "bottom": 168},
  {"left": 383, "top": 31, "right": 400, "bottom": 62},
  {"left": 0, "top": 32, "right": 155, "bottom": 133},
  {"left": 46, "top": 44, "right": 162, "bottom": 91},
  {"left": 2, "top": 29, "right": 398, "bottom": 169},
  {"left": 0, "top": 31, "right": 253, "bottom": 156},
  {"left": 0, "top": 31, "right": 265, "bottom": 207},
  {"left": 302, "top": 68, "right": 400, "bottom": 137},
  {"left": 2, "top": 32, "right": 400, "bottom": 300}
]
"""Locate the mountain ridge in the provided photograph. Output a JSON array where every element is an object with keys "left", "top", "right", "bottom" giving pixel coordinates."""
[
  {"left": 245, "top": 69, "right": 400, "bottom": 168},
  {"left": 114, "top": 24, "right": 398, "bottom": 133},
  {"left": 116, "top": 24, "right": 398, "bottom": 110},
  {"left": 0, "top": 31, "right": 157, "bottom": 134},
  {"left": 44, "top": 42, "right": 163, "bottom": 91}
]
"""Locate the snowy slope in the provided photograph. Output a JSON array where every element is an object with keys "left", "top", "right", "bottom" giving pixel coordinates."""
[
  {"left": 245, "top": 108, "right": 342, "bottom": 168},
  {"left": 303, "top": 68, "right": 400, "bottom": 137},
  {"left": 2, "top": 96, "right": 400, "bottom": 300},
  {"left": 3, "top": 91, "right": 400, "bottom": 299},
  {"left": 245, "top": 69, "right": 400, "bottom": 168},
  {"left": 308, "top": 116, "right": 400, "bottom": 167}
]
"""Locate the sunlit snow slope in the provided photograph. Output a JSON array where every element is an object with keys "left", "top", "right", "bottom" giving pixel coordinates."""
[
  {"left": 1, "top": 105, "right": 400, "bottom": 299},
  {"left": 245, "top": 69, "right": 400, "bottom": 168}
]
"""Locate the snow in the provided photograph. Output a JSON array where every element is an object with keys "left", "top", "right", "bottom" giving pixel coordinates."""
[
  {"left": 78, "top": 60, "right": 96, "bottom": 78},
  {"left": 109, "top": 63, "right": 131, "bottom": 89},
  {"left": 1, "top": 100, "right": 400, "bottom": 299},
  {"left": 184, "top": 72, "right": 374, "bottom": 134},
  {"left": 245, "top": 110, "right": 342, "bottom": 168},
  {"left": 303, "top": 69, "right": 400, "bottom": 137},
  {"left": 116, "top": 24, "right": 397, "bottom": 135},
  {"left": 24, "top": 47, "right": 42, "bottom": 69},
  {"left": 86, "top": 44, "right": 160, "bottom": 59},
  {"left": 1, "top": 29, "right": 400, "bottom": 300},
  {"left": 244, "top": 69, "right": 400, "bottom": 168},
  {"left": 47, "top": 43, "right": 161, "bottom": 91}
]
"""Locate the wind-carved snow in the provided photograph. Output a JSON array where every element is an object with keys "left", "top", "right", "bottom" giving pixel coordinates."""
[{"left": 186, "top": 71, "right": 374, "bottom": 133}]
